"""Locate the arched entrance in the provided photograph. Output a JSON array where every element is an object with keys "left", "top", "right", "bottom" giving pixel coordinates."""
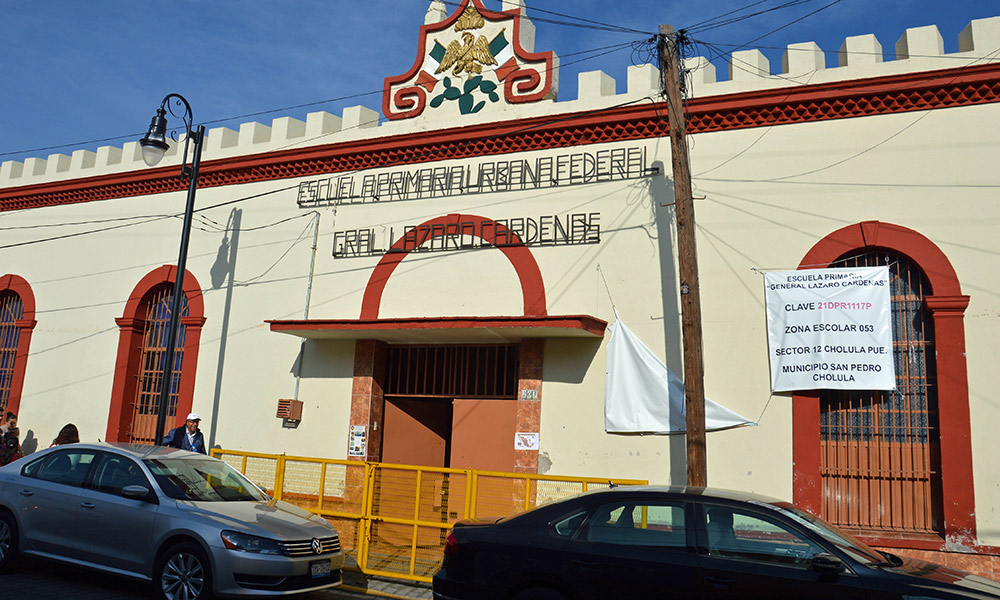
[{"left": 352, "top": 214, "right": 546, "bottom": 473}]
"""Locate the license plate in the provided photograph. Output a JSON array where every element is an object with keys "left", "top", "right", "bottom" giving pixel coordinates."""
[{"left": 310, "top": 560, "right": 331, "bottom": 579}]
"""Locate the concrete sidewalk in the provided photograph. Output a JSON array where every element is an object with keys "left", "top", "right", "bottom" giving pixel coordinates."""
[{"left": 337, "top": 558, "right": 434, "bottom": 599}]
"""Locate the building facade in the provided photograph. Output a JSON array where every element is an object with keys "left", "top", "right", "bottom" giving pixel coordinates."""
[{"left": 2, "top": 0, "right": 999, "bottom": 575}]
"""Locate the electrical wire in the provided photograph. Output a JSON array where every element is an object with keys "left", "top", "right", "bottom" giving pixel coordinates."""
[
  {"left": 713, "top": 0, "right": 844, "bottom": 53},
  {"left": 433, "top": 0, "right": 653, "bottom": 35},
  {"left": 691, "top": 41, "right": 1000, "bottom": 182},
  {"left": 684, "top": 0, "right": 773, "bottom": 32},
  {"left": 1, "top": 86, "right": 655, "bottom": 252},
  {"left": 686, "top": 0, "right": 821, "bottom": 34},
  {"left": 233, "top": 214, "right": 319, "bottom": 286},
  {"left": 700, "top": 41, "right": 1000, "bottom": 63},
  {"left": 0, "top": 35, "right": 640, "bottom": 161}
]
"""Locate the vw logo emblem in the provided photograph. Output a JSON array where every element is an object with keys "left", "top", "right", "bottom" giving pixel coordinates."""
[{"left": 311, "top": 538, "right": 323, "bottom": 555}]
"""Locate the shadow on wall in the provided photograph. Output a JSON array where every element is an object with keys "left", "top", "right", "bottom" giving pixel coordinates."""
[
  {"left": 21, "top": 430, "right": 38, "bottom": 455},
  {"left": 542, "top": 338, "right": 602, "bottom": 384},
  {"left": 296, "top": 340, "right": 357, "bottom": 381},
  {"left": 650, "top": 158, "right": 688, "bottom": 484},
  {"left": 277, "top": 339, "right": 358, "bottom": 429},
  {"left": 208, "top": 208, "right": 242, "bottom": 449}
]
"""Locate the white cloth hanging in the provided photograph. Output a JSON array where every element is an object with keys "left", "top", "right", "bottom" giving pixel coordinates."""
[{"left": 604, "top": 319, "right": 755, "bottom": 433}]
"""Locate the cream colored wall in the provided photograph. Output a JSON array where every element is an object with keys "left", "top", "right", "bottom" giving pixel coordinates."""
[
  {"left": 2, "top": 178, "right": 354, "bottom": 457},
  {"left": 3, "top": 12, "right": 999, "bottom": 545},
  {"left": 687, "top": 103, "right": 1000, "bottom": 544}
]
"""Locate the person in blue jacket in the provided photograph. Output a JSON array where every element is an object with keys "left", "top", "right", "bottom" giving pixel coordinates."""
[{"left": 162, "top": 412, "right": 206, "bottom": 454}]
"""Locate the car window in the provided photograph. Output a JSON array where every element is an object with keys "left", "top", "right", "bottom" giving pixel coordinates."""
[
  {"left": 24, "top": 450, "right": 98, "bottom": 488},
  {"left": 144, "top": 456, "right": 268, "bottom": 502},
  {"left": 553, "top": 509, "right": 587, "bottom": 537},
  {"left": 92, "top": 454, "right": 151, "bottom": 497},
  {"left": 585, "top": 501, "right": 687, "bottom": 548},
  {"left": 703, "top": 505, "right": 824, "bottom": 567},
  {"left": 771, "top": 502, "right": 884, "bottom": 565}
]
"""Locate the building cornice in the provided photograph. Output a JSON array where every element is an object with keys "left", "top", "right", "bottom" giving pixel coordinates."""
[{"left": 3, "top": 62, "right": 1000, "bottom": 212}]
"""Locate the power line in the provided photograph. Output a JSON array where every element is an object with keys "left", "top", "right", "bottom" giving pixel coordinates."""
[
  {"left": 685, "top": 0, "right": 821, "bottom": 34},
  {"left": 687, "top": 40, "right": 1000, "bottom": 180},
  {"left": 699, "top": 41, "right": 1000, "bottom": 62},
  {"left": 716, "top": 0, "right": 844, "bottom": 53},
  {"left": 684, "top": 0, "right": 773, "bottom": 31},
  {"left": 433, "top": 0, "right": 652, "bottom": 35},
  {"left": 2, "top": 85, "right": 655, "bottom": 251},
  {"left": 0, "top": 38, "right": 639, "bottom": 161}
]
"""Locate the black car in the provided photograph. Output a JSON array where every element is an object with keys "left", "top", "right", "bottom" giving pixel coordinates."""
[{"left": 433, "top": 486, "right": 1000, "bottom": 600}]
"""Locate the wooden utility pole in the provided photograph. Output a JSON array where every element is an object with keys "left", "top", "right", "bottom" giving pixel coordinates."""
[{"left": 659, "top": 24, "right": 707, "bottom": 487}]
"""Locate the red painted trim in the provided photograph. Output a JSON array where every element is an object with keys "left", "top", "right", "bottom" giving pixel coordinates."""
[
  {"left": 383, "top": 0, "right": 554, "bottom": 119},
  {"left": 515, "top": 338, "right": 544, "bottom": 473},
  {"left": 0, "top": 274, "right": 37, "bottom": 415},
  {"left": 268, "top": 315, "right": 606, "bottom": 337},
  {"left": 791, "top": 390, "right": 822, "bottom": 517},
  {"left": 383, "top": 0, "right": 483, "bottom": 95},
  {"left": 5, "top": 63, "right": 999, "bottom": 213},
  {"left": 359, "top": 214, "right": 547, "bottom": 319},
  {"left": 867, "top": 538, "right": 1000, "bottom": 555},
  {"left": 792, "top": 221, "right": 975, "bottom": 550},
  {"left": 106, "top": 266, "right": 206, "bottom": 443},
  {"left": 121, "top": 265, "right": 205, "bottom": 318}
]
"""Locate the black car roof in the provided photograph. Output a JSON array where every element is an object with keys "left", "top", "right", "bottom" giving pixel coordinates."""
[{"left": 572, "top": 485, "right": 787, "bottom": 506}]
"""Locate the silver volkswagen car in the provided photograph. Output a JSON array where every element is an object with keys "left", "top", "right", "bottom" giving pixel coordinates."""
[{"left": 0, "top": 442, "right": 345, "bottom": 599}]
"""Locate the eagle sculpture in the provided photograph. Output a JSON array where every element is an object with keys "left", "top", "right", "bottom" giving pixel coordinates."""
[{"left": 436, "top": 32, "right": 497, "bottom": 77}]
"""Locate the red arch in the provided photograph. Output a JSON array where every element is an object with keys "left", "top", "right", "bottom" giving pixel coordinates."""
[
  {"left": 120, "top": 265, "right": 205, "bottom": 318},
  {"left": 793, "top": 221, "right": 974, "bottom": 549},
  {"left": 107, "top": 265, "right": 206, "bottom": 442},
  {"left": 798, "top": 220, "right": 961, "bottom": 295},
  {"left": 0, "top": 274, "right": 37, "bottom": 415},
  {"left": 360, "top": 214, "right": 547, "bottom": 319}
]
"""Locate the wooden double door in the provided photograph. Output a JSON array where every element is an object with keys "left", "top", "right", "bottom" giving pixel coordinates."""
[{"left": 381, "top": 396, "right": 516, "bottom": 471}]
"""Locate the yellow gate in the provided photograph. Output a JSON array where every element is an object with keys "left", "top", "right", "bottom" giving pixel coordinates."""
[{"left": 212, "top": 449, "right": 647, "bottom": 583}]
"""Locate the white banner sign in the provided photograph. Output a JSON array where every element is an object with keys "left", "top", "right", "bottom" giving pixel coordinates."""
[{"left": 765, "top": 266, "right": 895, "bottom": 392}]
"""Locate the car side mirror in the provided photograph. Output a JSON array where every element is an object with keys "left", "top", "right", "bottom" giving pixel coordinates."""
[
  {"left": 122, "top": 485, "right": 156, "bottom": 503},
  {"left": 811, "top": 553, "right": 845, "bottom": 574}
]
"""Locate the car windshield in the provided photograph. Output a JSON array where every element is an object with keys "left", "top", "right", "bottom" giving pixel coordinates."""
[
  {"left": 144, "top": 457, "right": 268, "bottom": 502},
  {"left": 770, "top": 502, "right": 886, "bottom": 564}
]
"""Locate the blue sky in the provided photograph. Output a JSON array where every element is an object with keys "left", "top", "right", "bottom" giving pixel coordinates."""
[{"left": 1, "top": 0, "right": 996, "bottom": 165}]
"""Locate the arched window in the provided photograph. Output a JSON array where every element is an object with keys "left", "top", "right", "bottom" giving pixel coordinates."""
[
  {"left": 107, "top": 266, "right": 205, "bottom": 444},
  {"left": 0, "top": 275, "right": 36, "bottom": 416},
  {"left": 819, "top": 250, "right": 941, "bottom": 535},
  {"left": 793, "top": 222, "right": 974, "bottom": 549},
  {"left": 130, "top": 283, "right": 190, "bottom": 444},
  {"left": 0, "top": 291, "right": 24, "bottom": 413}
]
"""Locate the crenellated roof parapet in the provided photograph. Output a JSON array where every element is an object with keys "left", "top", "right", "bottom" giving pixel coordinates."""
[{"left": 1, "top": 14, "right": 998, "bottom": 192}]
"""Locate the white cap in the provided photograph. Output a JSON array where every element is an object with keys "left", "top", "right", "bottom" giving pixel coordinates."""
[{"left": 186, "top": 412, "right": 201, "bottom": 421}]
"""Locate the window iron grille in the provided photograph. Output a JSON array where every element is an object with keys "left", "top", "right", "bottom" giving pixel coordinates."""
[
  {"left": 385, "top": 344, "right": 519, "bottom": 399},
  {"left": 129, "top": 285, "right": 189, "bottom": 445},
  {"left": 819, "top": 251, "right": 943, "bottom": 536},
  {"left": 0, "top": 291, "right": 24, "bottom": 414}
]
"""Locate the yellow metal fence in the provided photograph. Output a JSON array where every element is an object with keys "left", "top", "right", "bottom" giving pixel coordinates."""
[{"left": 211, "top": 449, "right": 647, "bottom": 583}]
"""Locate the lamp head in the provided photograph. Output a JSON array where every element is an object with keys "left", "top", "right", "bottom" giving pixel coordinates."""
[{"left": 139, "top": 107, "right": 170, "bottom": 166}]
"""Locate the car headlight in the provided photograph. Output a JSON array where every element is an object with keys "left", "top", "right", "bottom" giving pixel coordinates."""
[{"left": 220, "top": 530, "right": 283, "bottom": 555}]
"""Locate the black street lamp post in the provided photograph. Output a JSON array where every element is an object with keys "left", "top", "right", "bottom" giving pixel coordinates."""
[{"left": 139, "top": 93, "right": 204, "bottom": 445}]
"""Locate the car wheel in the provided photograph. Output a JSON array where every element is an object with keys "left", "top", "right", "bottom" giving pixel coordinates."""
[
  {"left": 512, "top": 587, "right": 568, "bottom": 600},
  {"left": 155, "top": 542, "right": 213, "bottom": 600},
  {"left": 0, "top": 511, "right": 20, "bottom": 571}
]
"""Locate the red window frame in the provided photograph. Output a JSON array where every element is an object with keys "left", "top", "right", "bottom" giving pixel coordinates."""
[
  {"left": 792, "top": 221, "right": 974, "bottom": 550},
  {"left": 0, "top": 275, "right": 36, "bottom": 416},
  {"left": 107, "top": 266, "right": 205, "bottom": 443}
]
